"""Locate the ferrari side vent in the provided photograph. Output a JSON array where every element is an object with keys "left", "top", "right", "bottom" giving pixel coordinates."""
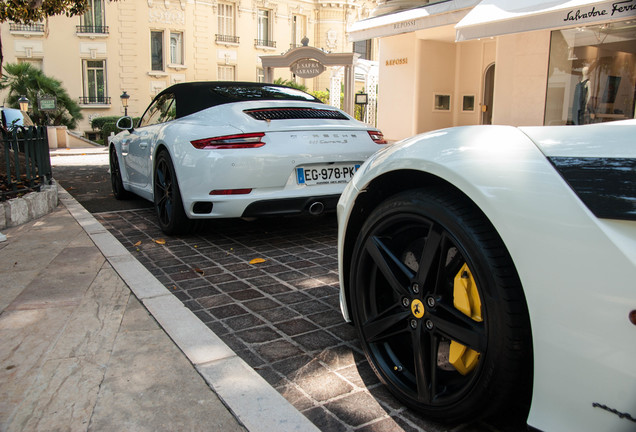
[
  {"left": 549, "top": 156, "right": 636, "bottom": 221},
  {"left": 244, "top": 108, "right": 349, "bottom": 121}
]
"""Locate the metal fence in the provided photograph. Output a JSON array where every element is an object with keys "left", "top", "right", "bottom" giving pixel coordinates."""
[
  {"left": 78, "top": 96, "right": 112, "bottom": 105},
  {"left": 1, "top": 126, "right": 52, "bottom": 201},
  {"left": 76, "top": 25, "right": 109, "bottom": 34}
]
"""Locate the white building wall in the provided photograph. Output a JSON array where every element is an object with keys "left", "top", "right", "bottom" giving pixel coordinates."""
[
  {"left": 492, "top": 31, "right": 551, "bottom": 126},
  {"left": 416, "top": 39, "right": 456, "bottom": 134},
  {"left": 377, "top": 33, "right": 502, "bottom": 141},
  {"left": 377, "top": 33, "right": 419, "bottom": 141},
  {"left": 454, "top": 40, "right": 495, "bottom": 127}
]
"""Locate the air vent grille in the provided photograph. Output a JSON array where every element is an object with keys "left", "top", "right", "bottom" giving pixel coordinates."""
[{"left": 244, "top": 108, "right": 349, "bottom": 121}]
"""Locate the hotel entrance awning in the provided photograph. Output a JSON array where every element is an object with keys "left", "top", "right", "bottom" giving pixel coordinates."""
[
  {"left": 455, "top": 0, "right": 636, "bottom": 41},
  {"left": 347, "top": 0, "right": 480, "bottom": 42}
]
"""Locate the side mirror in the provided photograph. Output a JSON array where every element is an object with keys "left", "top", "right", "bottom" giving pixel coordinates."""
[{"left": 116, "top": 116, "right": 134, "bottom": 131}]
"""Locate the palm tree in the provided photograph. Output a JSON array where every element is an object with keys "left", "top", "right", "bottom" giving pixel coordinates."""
[{"left": 0, "top": 62, "right": 83, "bottom": 128}]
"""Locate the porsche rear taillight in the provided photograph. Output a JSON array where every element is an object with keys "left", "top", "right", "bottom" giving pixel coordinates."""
[
  {"left": 368, "top": 130, "right": 387, "bottom": 144},
  {"left": 191, "top": 133, "right": 265, "bottom": 149}
]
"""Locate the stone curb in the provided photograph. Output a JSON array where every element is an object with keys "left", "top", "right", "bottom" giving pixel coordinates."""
[{"left": 57, "top": 184, "right": 319, "bottom": 432}]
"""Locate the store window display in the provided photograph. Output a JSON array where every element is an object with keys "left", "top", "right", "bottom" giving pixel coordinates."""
[
  {"left": 545, "top": 20, "right": 636, "bottom": 125},
  {"left": 572, "top": 65, "right": 591, "bottom": 124}
]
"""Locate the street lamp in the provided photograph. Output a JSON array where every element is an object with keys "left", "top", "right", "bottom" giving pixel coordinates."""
[
  {"left": 18, "top": 95, "right": 29, "bottom": 112},
  {"left": 120, "top": 91, "right": 130, "bottom": 116}
]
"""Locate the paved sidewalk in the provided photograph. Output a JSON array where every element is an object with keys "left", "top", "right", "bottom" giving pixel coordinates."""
[{"left": 0, "top": 186, "right": 317, "bottom": 431}]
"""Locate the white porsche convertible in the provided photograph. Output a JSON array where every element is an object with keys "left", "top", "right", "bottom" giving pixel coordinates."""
[
  {"left": 337, "top": 120, "right": 636, "bottom": 431},
  {"left": 109, "top": 82, "right": 386, "bottom": 234}
]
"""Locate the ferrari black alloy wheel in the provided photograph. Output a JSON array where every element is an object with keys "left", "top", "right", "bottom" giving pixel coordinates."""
[
  {"left": 154, "top": 150, "right": 189, "bottom": 235},
  {"left": 109, "top": 146, "right": 130, "bottom": 200},
  {"left": 350, "top": 188, "right": 532, "bottom": 423}
]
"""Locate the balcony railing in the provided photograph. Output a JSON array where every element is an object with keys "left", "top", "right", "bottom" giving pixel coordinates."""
[
  {"left": 1, "top": 126, "right": 52, "bottom": 202},
  {"left": 76, "top": 25, "right": 109, "bottom": 34},
  {"left": 254, "top": 39, "right": 276, "bottom": 48},
  {"left": 216, "top": 34, "right": 240, "bottom": 44},
  {"left": 79, "top": 96, "right": 111, "bottom": 105},
  {"left": 9, "top": 23, "right": 45, "bottom": 32}
]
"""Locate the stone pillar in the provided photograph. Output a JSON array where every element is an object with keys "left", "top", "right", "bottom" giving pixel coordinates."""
[
  {"left": 46, "top": 126, "right": 68, "bottom": 148},
  {"left": 264, "top": 67, "right": 274, "bottom": 83},
  {"left": 330, "top": 68, "right": 342, "bottom": 109},
  {"left": 47, "top": 126, "right": 58, "bottom": 149},
  {"left": 343, "top": 65, "right": 355, "bottom": 116}
]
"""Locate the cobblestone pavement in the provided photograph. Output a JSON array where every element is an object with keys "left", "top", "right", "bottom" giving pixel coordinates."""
[{"left": 95, "top": 209, "right": 518, "bottom": 432}]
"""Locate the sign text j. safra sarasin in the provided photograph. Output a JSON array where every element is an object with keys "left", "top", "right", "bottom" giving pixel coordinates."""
[{"left": 290, "top": 59, "right": 326, "bottom": 78}]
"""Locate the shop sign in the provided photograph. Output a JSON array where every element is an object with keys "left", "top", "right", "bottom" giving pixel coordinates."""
[
  {"left": 386, "top": 58, "right": 408, "bottom": 66},
  {"left": 290, "top": 59, "right": 325, "bottom": 78},
  {"left": 563, "top": 0, "right": 636, "bottom": 23},
  {"left": 393, "top": 20, "right": 416, "bottom": 30},
  {"left": 38, "top": 96, "right": 57, "bottom": 111}
]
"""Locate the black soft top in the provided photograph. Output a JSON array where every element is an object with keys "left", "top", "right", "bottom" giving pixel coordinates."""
[{"left": 158, "top": 81, "right": 322, "bottom": 119}]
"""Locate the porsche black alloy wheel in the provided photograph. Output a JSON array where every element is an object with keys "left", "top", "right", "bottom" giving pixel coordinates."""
[
  {"left": 154, "top": 150, "right": 189, "bottom": 235},
  {"left": 109, "top": 146, "right": 130, "bottom": 200},
  {"left": 350, "top": 188, "right": 532, "bottom": 423}
]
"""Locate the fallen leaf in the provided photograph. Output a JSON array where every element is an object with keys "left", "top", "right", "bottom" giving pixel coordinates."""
[
  {"left": 171, "top": 285, "right": 177, "bottom": 290},
  {"left": 249, "top": 258, "right": 267, "bottom": 265},
  {"left": 133, "top": 240, "right": 142, "bottom": 247},
  {"left": 194, "top": 268, "right": 205, "bottom": 275},
  {"left": 153, "top": 238, "right": 166, "bottom": 245}
]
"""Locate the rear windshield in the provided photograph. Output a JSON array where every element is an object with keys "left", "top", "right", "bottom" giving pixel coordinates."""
[
  {"left": 171, "top": 83, "right": 322, "bottom": 118},
  {"left": 210, "top": 85, "right": 320, "bottom": 103}
]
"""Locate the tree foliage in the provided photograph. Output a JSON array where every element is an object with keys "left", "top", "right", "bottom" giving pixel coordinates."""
[
  {"left": 0, "top": 0, "right": 89, "bottom": 24},
  {"left": 0, "top": 1, "right": 93, "bottom": 76},
  {"left": 0, "top": 62, "right": 83, "bottom": 128},
  {"left": 273, "top": 77, "right": 308, "bottom": 93}
]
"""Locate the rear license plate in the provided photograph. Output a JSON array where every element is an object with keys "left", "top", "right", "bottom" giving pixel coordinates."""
[{"left": 296, "top": 164, "right": 361, "bottom": 186}]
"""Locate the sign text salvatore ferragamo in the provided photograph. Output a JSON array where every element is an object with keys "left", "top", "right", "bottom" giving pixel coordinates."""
[{"left": 563, "top": 0, "right": 635, "bottom": 22}]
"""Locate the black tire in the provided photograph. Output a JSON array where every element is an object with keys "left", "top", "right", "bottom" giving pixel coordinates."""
[
  {"left": 110, "top": 146, "right": 131, "bottom": 200},
  {"left": 153, "top": 150, "right": 189, "bottom": 235},
  {"left": 349, "top": 187, "right": 532, "bottom": 423}
]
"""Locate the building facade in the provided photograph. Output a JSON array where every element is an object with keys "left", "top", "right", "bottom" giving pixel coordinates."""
[
  {"left": 349, "top": 0, "right": 636, "bottom": 141},
  {"left": 1, "top": 0, "right": 377, "bottom": 137}
]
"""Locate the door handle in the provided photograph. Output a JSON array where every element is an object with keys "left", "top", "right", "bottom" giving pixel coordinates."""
[{"left": 139, "top": 142, "right": 148, "bottom": 149}]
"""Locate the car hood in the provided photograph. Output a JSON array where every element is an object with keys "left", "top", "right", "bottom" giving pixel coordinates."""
[{"left": 520, "top": 119, "right": 636, "bottom": 158}]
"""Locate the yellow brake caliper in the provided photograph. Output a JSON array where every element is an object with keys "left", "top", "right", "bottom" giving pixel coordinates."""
[{"left": 449, "top": 263, "right": 482, "bottom": 375}]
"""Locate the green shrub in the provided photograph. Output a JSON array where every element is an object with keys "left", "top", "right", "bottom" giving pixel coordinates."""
[
  {"left": 90, "top": 115, "right": 120, "bottom": 130},
  {"left": 91, "top": 116, "right": 141, "bottom": 144},
  {"left": 102, "top": 122, "right": 118, "bottom": 143},
  {"left": 311, "top": 90, "right": 330, "bottom": 104}
]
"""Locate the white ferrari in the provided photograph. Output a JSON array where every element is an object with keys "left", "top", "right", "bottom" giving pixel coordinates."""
[
  {"left": 109, "top": 82, "right": 386, "bottom": 234},
  {"left": 337, "top": 120, "right": 636, "bottom": 431}
]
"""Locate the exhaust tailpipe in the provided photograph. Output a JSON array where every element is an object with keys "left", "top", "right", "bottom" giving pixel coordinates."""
[{"left": 308, "top": 201, "right": 325, "bottom": 216}]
